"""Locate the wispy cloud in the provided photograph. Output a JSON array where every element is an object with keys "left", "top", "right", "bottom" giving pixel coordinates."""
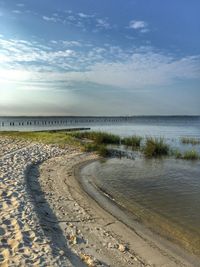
[
  {"left": 0, "top": 36, "right": 199, "bottom": 92},
  {"left": 22, "top": 9, "right": 113, "bottom": 33},
  {"left": 82, "top": 54, "right": 200, "bottom": 88},
  {"left": 61, "top": 40, "right": 82, "bottom": 47},
  {"left": 42, "top": 15, "right": 58, "bottom": 23},
  {"left": 12, "top": 10, "right": 22, "bottom": 14},
  {"left": 96, "top": 18, "right": 111, "bottom": 29},
  {"left": 128, "top": 20, "right": 148, "bottom": 32},
  {"left": 78, "top": 12, "right": 94, "bottom": 18}
]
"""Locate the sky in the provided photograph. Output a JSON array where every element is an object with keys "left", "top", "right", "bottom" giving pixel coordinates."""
[{"left": 0, "top": 0, "right": 200, "bottom": 116}]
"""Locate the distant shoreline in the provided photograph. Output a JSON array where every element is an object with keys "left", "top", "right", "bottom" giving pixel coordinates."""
[{"left": 1, "top": 115, "right": 200, "bottom": 118}]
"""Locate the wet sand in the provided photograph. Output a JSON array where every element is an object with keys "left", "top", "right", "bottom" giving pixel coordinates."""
[{"left": 0, "top": 136, "right": 199, "bottom": 266}]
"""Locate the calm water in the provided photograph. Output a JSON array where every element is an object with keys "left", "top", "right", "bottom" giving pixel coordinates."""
[
  {"left": 82, "top": 158, "right": 200, "bottom": 254},
  {"left": 80, "top": 116, "right": 200, "bottom": 254},
  {"left": 1, "top": 116, "right": 200, "bottom": 138},
  {"left": 1, "top": 116, "right": 200, "bottom": 152},
  {"left": 91, "top": 116, "right": 200, "bottom": 153}
]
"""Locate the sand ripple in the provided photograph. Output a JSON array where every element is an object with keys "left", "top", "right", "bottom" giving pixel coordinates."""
[{"left": 0, "top": 139, "right": 73, "bottom": 266}]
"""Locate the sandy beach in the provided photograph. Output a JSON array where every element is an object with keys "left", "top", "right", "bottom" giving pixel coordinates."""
[{"left": 0, "top": 136, "right": 199, "bottom": 266}]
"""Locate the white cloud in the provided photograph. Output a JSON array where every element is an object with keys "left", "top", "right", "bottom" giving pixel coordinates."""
[
  {"left": 67, "top": 15, "right": 76, "bottom": 21},
  {"left": 129, "top": 20, "right": 148, "bottom": 30},
  {"left": 62, "top": 40, "right": 82, "bottom": 47},
  {"left": 55, "top": 54, "right": 200, "bottom": 88},
  {"left": 96, "top": 18, "right": 111, "bottom": 29},
  {"left": 49, "top": 49, "right": 75, "bottom": 58},
  {"left": 12, "top": 10, "right": 22, "bottom": 14},
  {"left": 1, "top": 53, "right": 199, "bottom": 92},
  {"left": 50, "top": 40, "right": 58, "bottom": 44},
  {"left": 0, "top": 38, "right": 76, "bottom": 67},
  {"left": 42, "top": 16, "right": 58, "bottom": 23},
  {"left": 40, "top": 10, "right": 112, "bottom": 32},
  {"left": 0, "top": 37, "right": 199, "bottom": 92},
  {"left": 78, "top": 12, "right": 94, "bottom": 18}
]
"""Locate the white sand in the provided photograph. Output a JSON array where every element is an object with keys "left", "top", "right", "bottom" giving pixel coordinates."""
[
  {"left": 0, "top": 136, "right": 199, "bottom": 267},
  {"left": 0, "top": 137, "right": 75, "bottom": 266}
]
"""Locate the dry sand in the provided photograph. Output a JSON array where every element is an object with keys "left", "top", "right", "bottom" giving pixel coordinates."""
[{"left": 0, "top": 136, "right": 199, "bottom": 266}]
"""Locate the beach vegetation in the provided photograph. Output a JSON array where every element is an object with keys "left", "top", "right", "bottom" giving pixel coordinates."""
[
  {"left": 143, "top": 137, "right": 169, "bottom": 158},
  {"left": 0, "top": 131, "right": 80, "bottom": 147},
  {"left": 69, "top": 131, "right": 120, "bottom": 145},
  {"left": 82, "top": 143, "right": 98, "bottom": 152},
  {"left": 180, "top": 137, "right": 200, "bottom": 145},
  {"left": 182, "top": 150, "right": 199, "bottom": 160},
  {"left": 82, "top": 143, "right": 109, "bottom": 157},
  {"left": 1, "top": 131, "right": 199, "bottom": 160},
  {"left": 171, "top": 149, "right": 182, "bottom": 159},
  {"left": 122, "top": 136, "right": 142, "bottom": 149},
  {"left": 171, "top": 149, "right": 199, "bottom": 160},
  {"left": 96, "top": 145, "right": 110, "bottom": 157}
]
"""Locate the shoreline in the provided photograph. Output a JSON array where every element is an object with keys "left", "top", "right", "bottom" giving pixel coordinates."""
[
  {"left": 77, "top": 159, "right": 200, "bottom": 257},
  {"left": 74, "top": 159, "right": 200, "bottom": 267},
  {"left": 0, "top": 136, "right": 199, "bottom": 266}
]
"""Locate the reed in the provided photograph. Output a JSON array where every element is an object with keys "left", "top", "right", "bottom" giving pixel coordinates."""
[
  {"left": 171, "top": 149, "right": 182, "bottom": 159},
  {"left": 143, "top": 137, "right": 169, "bottom": 158},
  {"left": 182, "top": 150, "right": 199, "bottom": 160},
  {"left": 181, "top": 137, "right": 200, "bottom": 145},
  {"left": 69, "top": 131, "right": 120, "bottom": 145},
  {"left": 172, "top": 149, "right": 199, "bottom": 160},
  {"left": 122, "top": 136, "right": 142, "bottom": 149},
  {"left": 82, "top": 143, "right": 109, "bottom": 157}
]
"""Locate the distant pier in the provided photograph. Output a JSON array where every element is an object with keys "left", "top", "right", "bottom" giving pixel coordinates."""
[{"left": 0, "top": 116, "right": 131, "bottom": 131}]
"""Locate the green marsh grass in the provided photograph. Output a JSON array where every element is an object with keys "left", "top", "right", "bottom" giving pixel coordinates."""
[
  {"left": 69, "top": 131, "right": 120, "bottom": 145},
  {"left": 0, "top": 131, "right": 80, "bottom": 147},
  {"left": 143, "top": 137, "right": 169, "bottom": 158},
  {"left": 181, "top": 137, "right": 200, "bottom": 145},
  {"left": 122, "top": 136, "right": 142, "bottom": 149},
  {"left": 172, "top": 149, "right": 199, "bottom": 160},
  {"left": 182, "top": 150, "right": 199, "bottom": 160},
  {"left": 1, "top": 131, "right": 199, "bottom": 160}
]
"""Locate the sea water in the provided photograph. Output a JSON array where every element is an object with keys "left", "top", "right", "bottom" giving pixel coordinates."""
[{"left": 80, "top": 116, "right": 200, "bottom": 254}]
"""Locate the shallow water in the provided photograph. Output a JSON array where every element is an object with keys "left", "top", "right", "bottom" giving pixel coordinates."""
[
  {"left": 91, "top": 116, "right": 200, "bottom": 153},
  {"left": 81, "top": 158, "right": 200, "bottom": 254}
]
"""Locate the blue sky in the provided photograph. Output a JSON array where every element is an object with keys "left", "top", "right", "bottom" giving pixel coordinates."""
[{"left": 0, "top": 0, "right": 200, "bottom": 115}]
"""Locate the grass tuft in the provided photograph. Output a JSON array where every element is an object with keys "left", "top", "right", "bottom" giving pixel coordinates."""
[
  {"left": 143, "top": 137, "right": 169, "bottom": 158},
  {"left": 182, "top": 150, "right": 199, "bottom": 160},
  {"left": 181, "top": 137, "right": 200, "bottom": 145},
  {"left": 172, "top": 149, "right": 199, "bottom": 160},
  {"left": 69, "top": 131, "right": 120, "bottom": 145},
  {"left": 82, "top": 143, "right": 109, "bottom": 157},
  {"left": 171, "top": 149, "right": 182, "bottom": 159},
  {"left": 122, "top": 136, "right": 142, "bottom": 149}
]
